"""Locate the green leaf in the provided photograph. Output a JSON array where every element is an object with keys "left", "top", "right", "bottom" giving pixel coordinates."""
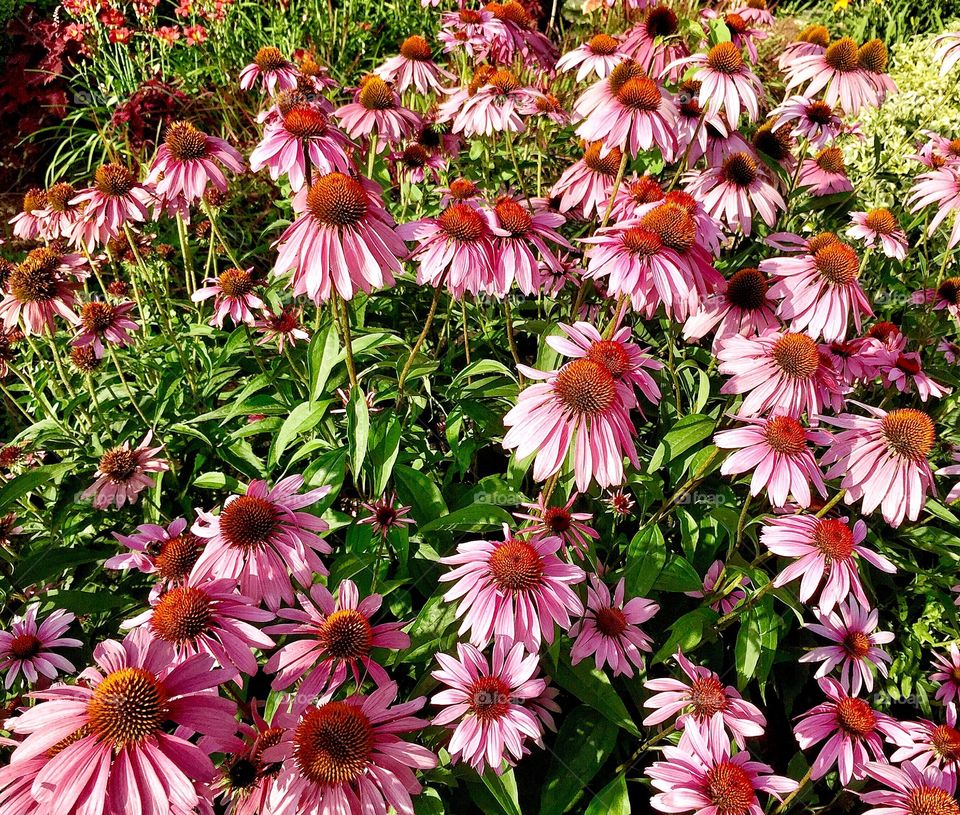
[
  {"left": 309, "top": 324, "right": 340, "bottom": 400},
  {"left": 270, "top": 401, "right": 327, "bottom": 467},
  {"left": 549, "top": 656, "right": 641, "bottom": 737},
  {"left": 584, "top": 775, "right": 630, "bottom": 815},
  {"left": 397, "top": 590, "right": 457, "bottom": 662},
  {"left": 0, "top": 463, "right": 72, "bottom": 511},
  {"left": 735, "top": 598, "right": 780, "bottom": 686},
  {"left": 654, "top": 556, "right": 703, "bottom": 592},
  {"left": 540, "top": 706, "right": 618, "bottom": 814},
  {"left": 420, "top": 504, "right": 513, "bottom": 534},
  {"left": 52, "top": 589, "right": 136, "bottom": 614},
  {"left": 625, "top": 525, "right": 666, "bottom": 596},
  {"left": 347, "top": 388, "right": 370, "bottom": 478},
  {"left": 653, "top": 607, "right": 719, "bottom": 663},
  {"left": 481, "top": 767, "right": 522, "bottom": 815},
  {"left": 647, "top": 414, "right": 715, "bottom": 472},
  {"left": 370, "top": 417, "right": 402, "bottom": 497},
  {"left": 394, "top": 465, "right": 447, "bottom": 525},
  {"left": 193, "top": 471, "right": 243, "bottom": 492}
]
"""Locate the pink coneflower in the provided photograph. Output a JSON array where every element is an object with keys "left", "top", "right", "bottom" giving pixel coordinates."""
[
  {"left": 670, "top": 42, "right": 763, "bottom": 124},
  {"left": 892, "top": 705, "right": 960, "bottom": 780},
  {"left": 798, "top": 146, "right": 854, "bottom": 196},
  {"left": 375, "top": 35, "right": 455, "bottom": 94},
  {"left": 124, "top": 574, "right": 274, "bottom": 679},
  {"left": 513, "top": 492, "right": 598, "bottom": 559},
  {"left": 502, "top": 358, "right": 640, "bottom": 492},
  {"left": 453, "top": 68, "right": 542, "bottom": 137},
  {"left": 108, "top": 517, "right": 205, "bottom": 590},
  {"left": 778, "top": 24, "right": 829, "bottom": 69},
  {"left": 556, "top": 33, "right": 625, "bottom": 81},
  {"left": 215, "top": 705, "right": 285, "bottom": 815},
  {"left": 550, "top": 142, "right": 624, "bottom": 217},
  {"left": 862, "top": 761, "right": 960, "bottom": 815},
  {"left": 761, "top": 515, "right": 895, "bottom": 611},
  {"left": 581, "top": 219, "right": 692, "bottom": 320},
  {"left": 866, "top": 319, "right": 908, "bottom": 353},
  {"left": 717, "top": 330, "right": 844, "bottom": 418},
  {"left": 5, "top": 630, "right": 236, "bottom": 815},
  {"left": 609, "top": 173, "right": 664, "bottom": 221},
  {"left": 71, "top": 298, "right": 139, "bottom": 357},
  {"left": 34, "top": 182, "right": 81, "bottom": 240},
  {"left": 931, "top": 646, "right": 960, "bottom": 705},
  {"left": 671, "top": 81, "right": 725, "bottom": 166},
  {"left": 439, "top": 528, "right": 584, "bottom": 652},
  {"left": 784, "top": 37, "right": 879, "bottom": 115},
  {"left": 718, "top": 11, "right": 769, "bottom": 62},
  {"left": 683, "top": 151, "right": 784, "bottom": 234},
  {"left": 192, "top": 267, "right": 265, "bottom": 327},
  {"left": 913, "top": 277, "right": 960, "bottom": 321},
  {"left": 254, "top": 306, "right": 310, "bottom": 351},
  {"left": 908, "top": 165, "right": 960, "bottom": 249},
  {"left": 484, "top": 0, "right": 557, "bottom": 66},
  {"left": 621, "top": 6, "right": 688, "bottom": 82},
  {"left": 643, "top": 650, "right": 766, "bottom": 746},
  {"left": 491, "top": 195, "right": 570, "bottom": 295},
  {"left": 859, "top": 39, "right": 897, "bottom": 103},
  {"left": 822, "top": 336, "right": 887, "bottom": 387},
  {"left": 265, "top": 579, "right": 409, "bottom": 699},
  {"left": 359, "top": 492, "right": 415, "bottom": 539},
  {"left": 770, "top": 95, "right": 843, "bottom": 149},
  {"left": 764, "top": 239, "right": 872, "bottom": 342},
  {"left": 397, "top": 202, "right": 502, "bottom": 298},
  {"left": 684, "top": 266, "right": 779, "bottom": 350},
  {"left": 0, "top": 606, "right": 79, "bottom": 689},
  {"left": 261, "top": 683, "right": 437, "bottom": 815},
  {"left": 606, "top": 488, "right": 635, "bottom": 516},
  {"left": 146, "top": 120, "right": 244, "bottom": 205},
  {"left": 684, "top": 560, "right": 751, "bottom": 614},
  {"left": 575, "top": 60, "right": 678, "bottom": 159},
  {"left": 848, "top": 208, "right": 908, "bottom": 259},
  {"left": 794, "top": 677, "right": 911, "bottom": 786},
  {"left": 942, "top": 340, "right": 960, "bottom": 366},
  {"left": 881, "top": 352, "right": 950, "bottom": 401},
  {"left": 239, "top": 46, "right": 298, "bottom": 93},
  {"left": 249, "top": 104, "right": 354, "bottom": 191},
  {"left": 273, "top": 172, "right": 405, "bottom": 303},
  {"left": 0, "top": 247, "right": 82, "bottom": 336},
  {"left": 715, "top": 414, "right": 829, "bottom": 508},
  {"left": 431, "top": 637, "right": 546, "bottom": 772},
  {"left": 335, "top": 75, "right": 421, "bottom": 145},
  {"left": 647, "top": 714, "right": 798, "bottom": 815},
  {"left": 69, "top": 163, "right": 153, "bottom": 250},
  {"left": 821, "top": 404, "right": 938, "bottom": 527},
  {"left": 83, "top": 431, "right": 169, "bottom": 510},
  {"left": 8, "top": 188, "right": 46, "bottom": 240},
  {"left": 937, "top": 451, "right": 960, "bottom": 503},
  {"left": 733, "top": 0, "right": 775, "bottom": 26},
  {"left": 390, "top": 142, "right": 446, "bottom": 184},
  {"left": 569, "top": 576, "right": 657, "bottom": 678},
  {"left": 935, "top": 30, "right": 960, "bottom": 76},
  {"left": 438, "top": 7, "right": 503, "bottom": 58},
  {"left": 546, "top": 320, "right": 663, "bottom": 411},
  {"left": 801, "top": 599, "right": 893, "bottom": 694},
  {"left": 191, "top": 475, "right": 332, "bottom": 611}
]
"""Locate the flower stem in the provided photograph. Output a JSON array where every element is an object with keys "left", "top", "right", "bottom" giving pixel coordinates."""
[
  {"left": 107, "top": 344, "right": 151, "bottom": 428},
  {"left": 503, "top": 298, "right": 524, "bottom": 385},
  {"left": 332, "top": 293, "right": 358, "bottom": 389},
  {"left": 176, "top": 213, "right": 196, "bottom": 294},
  {"left": 772, "top": 768, "right": 812, "bottom": 815},
  {"left": 397, "top": 271, "right": 449, "bottom": 398}
]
